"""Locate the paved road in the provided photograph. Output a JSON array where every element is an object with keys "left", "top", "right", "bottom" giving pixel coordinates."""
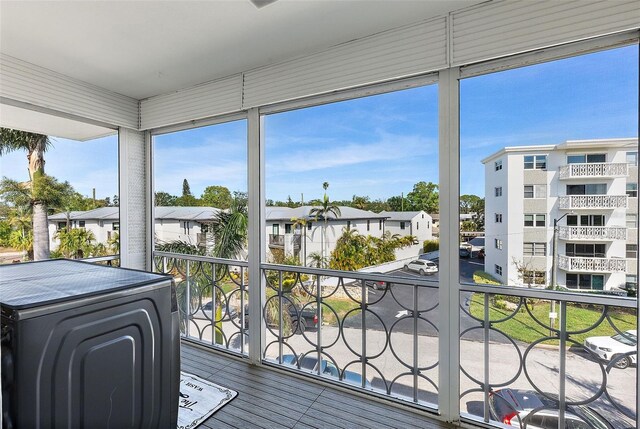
[{"left": 342, "top": 257, "right": 494, "bottom": 341}]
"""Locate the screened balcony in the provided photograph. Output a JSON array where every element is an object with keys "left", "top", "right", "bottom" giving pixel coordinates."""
[{"left": 0, "top": 1, "right": 638, "bottom": 429}]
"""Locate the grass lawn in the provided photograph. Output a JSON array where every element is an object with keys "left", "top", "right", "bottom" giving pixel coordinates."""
[
  {"left": 468, "top": 293, "right": 636, "bottom": 345},
  {"left": 323, "top": 298, "right": 360, "bottom": 325}
]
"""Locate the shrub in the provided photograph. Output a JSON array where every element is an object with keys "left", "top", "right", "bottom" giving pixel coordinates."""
[{"left": 423, "top": 239, "right": 439, "bottom": 253}]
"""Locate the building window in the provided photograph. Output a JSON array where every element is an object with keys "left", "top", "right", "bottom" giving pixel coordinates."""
[
  {"left": 495, "top": 160, "right": 503, "bottom": 171},
  {"left": 523, "top": 271, "right": 546, "bottom": 286},
  {"left": 78, "top": 221, "right": 85, "bottom": 228},
  {"left": 627, "top": 214, "right": 638, "bottom": 228},
  {"left": 495, "top": 213, "right": 502, "bottom": 223},
  {"left": 626, "top": 274, "right": 638, "bottom": 291},
  {"left": 494, "top": 186, "right": 502, "bottom": 197},
  {"left": 524, "top": 214, "right": 545, "bottom": 227},
  {"left": 566, "top": 214, "right": 604, "bottom": 226},
  {"left": 626, "top": 183, "right": 638, "bottom": 197},
  {"left": 113, "top": 222, "right": 120, "bottom": 231},
  {"left": 524, "top": 242, "right": 546, "bottom": 256},
  {"left": 346, "top": 220, "right": 351, "bottom": 229},
  {"left": 566, "top": 183, "right": 607, "bottom": 195},
  {"left": 495, "top": 265, "right": 503, "bottom": 276},
  {"left": 565, "top": 243, "right": 606, "bottom": 258},
  {"left": 566, "top": 273, "right": 604, "bottom": 290},
  {"left": 57, "top": 222, "right": 67, "bottom": 230},
  {"left": 524, "top": 184, "right": 546, "bottom": 198},
  {"left": 307, "top": 222, "right": 312, "bottom": 230},
  {"left": 627, "top": 151, "right": 638, "bottom": 166},
  {"left": 379, "top": 219, "right": 383, "bottom": 230},
  {"left": 524, "top": 155, "right": 547, "bottom": 170},
  {"left": 416, "top": 222, "right": 419, "bottom": 230},
  {"left": 626, "top": 244, "right": 637, "bottom": 259},
  {"left": 400, "top": 221, "right": 406, "bottom": 230},
  {"left": 285, "top": 223, "right": 292, "bottom": 234},
  {"left": 524, "top": 185, "right": 534, "bottom": 198},
  {"left": 272, "top": 224, "right": 279, "bottom": 235},
  {"left": 495, "top": 239, "right": 503, "bottom": 250},
  {"left": 567, "top": 153, "right": 606, "bottom": 163},
  {"left": 367, "top": 220, "right": 370, "bottom": 231}
]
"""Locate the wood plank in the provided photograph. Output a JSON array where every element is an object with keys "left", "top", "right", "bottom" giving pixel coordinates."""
[
  {"left": 230, "top": 397, "right": 299, "bottom": 428},
  {"left": 318, "top": 388, "right": 443, "bottom": 428},
  {"left": 205, "top": 368, "right": 317, "bottom": 410},
  {"left": 181, "top": 343, "right": 449, "bottom": 429},
  {"left": 306, "top": 400, "right": 396, "bottom": 429},
  {"left": 217, "top": 363, "right": 322, "bottom": 402},
  {"left": 216, "top": 404, "right": 294, "bottom": 429},
  {"left": 313, "top": 394, "right": 426, "bottom": 429}
]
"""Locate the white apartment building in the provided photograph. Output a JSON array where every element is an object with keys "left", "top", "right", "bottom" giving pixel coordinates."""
[
  {"left": 483, "top": 138, "right": 638, "bottom": 291},
  {"left": 49, "top": 205, "right": 428, "bottom": 265},
  {"left": 49, "top": 207, "right": 220, "bottom": 252}
]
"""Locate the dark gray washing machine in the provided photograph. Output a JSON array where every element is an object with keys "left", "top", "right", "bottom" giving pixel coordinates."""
[{"left": 0, "top": 259, "right": 180, "bottom": 428}]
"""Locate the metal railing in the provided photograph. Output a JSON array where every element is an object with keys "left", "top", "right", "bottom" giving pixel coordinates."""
[
  {"left": 558, "top": 255, "right": 628, "bottom": 272},
  {"left": 558, "top": 195, "right": 628, "bottom": 210},
  {"left": 80, "top": 254, "right": 120, "bottom": 266},
  {"left": 153, "top": 251, "right": 249, "bottom": 356},
  {"left": 149, "top": 251, "right": 637, "bottom": 428},
  {"left": 261, "top": 263, "right": 440, "bottom": 410},
  {"left": 557, "top": 226, "right": 627, "bottom": 241},
  {"left": 558, "top": 162, "right": 628, "bottom": 179},
  {"left": 459, "top": 283, "right": 637, "bottom": 429}
]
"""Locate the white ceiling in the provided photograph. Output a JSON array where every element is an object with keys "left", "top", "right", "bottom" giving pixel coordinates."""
[
  {"left": 0, "top": 104, "right": 116, "bottom": 141},
  {"left": 0, "top": 0, "right": 480, "bottom": 101}
]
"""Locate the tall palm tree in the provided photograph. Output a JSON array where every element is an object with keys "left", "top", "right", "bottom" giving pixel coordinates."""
[
  {"left": 0, "top": 128, "right": 52, "bottom": 260},
  {"left": 309, "top": 182, "right": 341, "bottom": 265}
]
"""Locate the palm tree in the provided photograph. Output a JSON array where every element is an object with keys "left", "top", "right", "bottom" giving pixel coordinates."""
[
  {"left": 0, "top": 128, "right": 53, "bottom": 260},
  {"left": 54, "top": 228, "right": 96, "bottom": 259},
  {"left": 211, "top": 196, "right": 248, "bottom": 260},
  {"left": 309, "top": 182, "right": 341, "bottom": 265}
]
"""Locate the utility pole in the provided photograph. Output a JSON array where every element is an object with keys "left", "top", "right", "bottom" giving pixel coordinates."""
[{"left": 550, "top": 212, "right": 572, "bottom": 333}]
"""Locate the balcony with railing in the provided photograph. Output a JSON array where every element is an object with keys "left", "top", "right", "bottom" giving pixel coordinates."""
[
  {"left": 558, "top": 254, "right": 628, "bottom": 272},
  {"left": 557, "top": 225, "right": 627, "bottom": 241},
  {"left": 268, "top": 233, "right": 302, "bottom": 250},
  {"left": 558, "top": 162, "right": 628, "bottom": 179},
  {"left": 151, "top": 251, "right": 637, "bottom": 429},
  {"left": 558, "top": 195, "right": 628, "bottom": 210}
]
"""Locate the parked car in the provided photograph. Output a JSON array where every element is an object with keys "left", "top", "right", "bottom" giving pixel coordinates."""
[
  {"left": 461, "top": 236, "right": 485, "bottom": 257},
  {"left": 365, "top": 272, "right": 388, "bottom": 290},
  {"left": 236, "top": 302, "right": 318, "bottom": 334},
  {"left": 489, "top": 388, "right": 612, "bottom": 429},
  {"left": 198, "top": 300, "right": 237, "bottom": 320},
  {"left": 459, "top": 247, "right": 471, "bottom": 258},
  {"left": 404, "top": 259, "right": 438, "bottom": 275},
  {"left": 584, "top": 330, "right": 637, "bottom": 369},
  {"left": 281, "top": 354, "right": 371, "bottom": 387}
]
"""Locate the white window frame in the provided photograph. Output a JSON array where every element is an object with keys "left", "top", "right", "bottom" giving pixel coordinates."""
[
  {"left": 495, "top": 160, "right": 503, "bottom": 171},
  {"left": 495, "top": 186, "right": 502, "bottom": 197}
]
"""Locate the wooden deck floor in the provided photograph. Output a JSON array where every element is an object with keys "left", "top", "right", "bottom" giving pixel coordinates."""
[{"left": 181, "top": 341, "right": 450, "bottom": 429}]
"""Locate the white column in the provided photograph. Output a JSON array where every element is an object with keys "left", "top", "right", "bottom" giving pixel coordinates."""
[
  {"left": 438, "top": 66, "right": 461, "bottom": 423},
  {"left": 118, "top": 127, "right": 150, "bottom": 270},
  {"left": 247, "top": 108, "right": 266, "bottom": 364}
]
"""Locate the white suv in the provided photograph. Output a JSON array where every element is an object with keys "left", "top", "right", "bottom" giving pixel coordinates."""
[
  {"left": 404, "top": 260, "right": 438, "bottom": 275},
  {"left": 584, "top": 330, "right": 637, "bottom": 369}
]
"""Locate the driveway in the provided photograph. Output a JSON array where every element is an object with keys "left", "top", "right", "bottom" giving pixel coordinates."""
[{"left": 342, "top": 257, "right": 494, "bottom": 342}]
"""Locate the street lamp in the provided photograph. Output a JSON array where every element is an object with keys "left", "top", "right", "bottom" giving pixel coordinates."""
[{"left": 549, "top": 211, "right": 573, "bottom": 333}]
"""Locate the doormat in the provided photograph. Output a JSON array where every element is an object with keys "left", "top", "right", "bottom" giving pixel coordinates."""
[{"left": 178, "top": 371, "right": 237, "bottom": 429}]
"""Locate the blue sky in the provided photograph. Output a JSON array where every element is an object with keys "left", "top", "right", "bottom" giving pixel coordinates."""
[{"left": 1, "top": 46, "right": 637, "bottom": 204}]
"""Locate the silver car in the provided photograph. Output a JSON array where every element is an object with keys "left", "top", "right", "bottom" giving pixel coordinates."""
[{"left": 404, "top": 259, "right": 438, "bottom": 275}]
